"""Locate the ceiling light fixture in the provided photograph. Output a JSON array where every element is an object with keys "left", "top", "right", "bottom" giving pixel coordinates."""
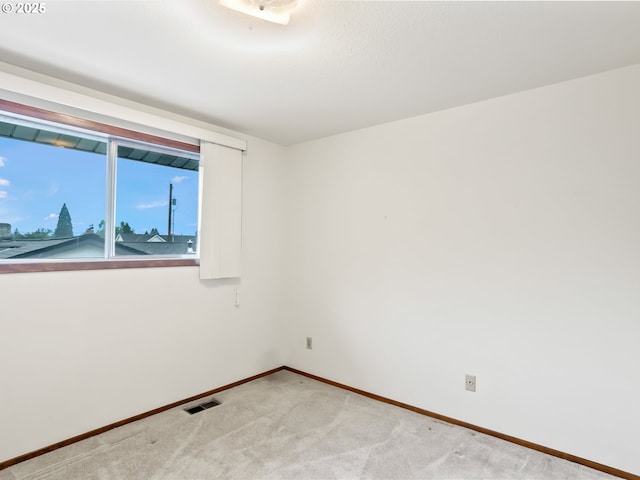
[{"left": 219, "top": 0, "right": 298, "bottom": 25}]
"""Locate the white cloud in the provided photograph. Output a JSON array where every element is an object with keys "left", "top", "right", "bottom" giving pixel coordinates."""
[
  {"left": 0, "top": 156, "right": 6, "bottom": 167},
  {"left": 0, "top": 191, "right": 7, "bottom": 199},
  {"left": 136, "top": 200, "right": 168, "bottom": 210},
  {"left": 0, "top": 178, "right": 10, "bottom": 186},
  {"left": 44, "top": 213, "right": 59, "bottom": 221},
  {"left": 171, "top": 175, "right": 188, "bottom": 184}
]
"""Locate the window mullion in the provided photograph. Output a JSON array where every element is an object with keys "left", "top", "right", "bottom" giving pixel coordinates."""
[{"left": 105, "top": 139, "right": 118, "bottom": 258}]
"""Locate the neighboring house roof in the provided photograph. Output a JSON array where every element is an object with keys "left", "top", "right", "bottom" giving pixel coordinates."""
[
  {"left": 117, "top": 241, "right": 195, "bottom": 255},
  {"left": 0, "top": 233, "right": 197, "bottom": 259},
  {"left": 0, "top": 233, "right": 149, "bottom": 259},
  {"left": 158, "top": 234, "right": 196, "bottom": 244},
  {"left": 115, "top": 233, "right": 162, "bottom": 243},
  {"left": 115, "top": 233, "right": 196, "bottom": 244},
  {"left": 117, "top": 234, "right": 197, "bottom": 255},
  {"left": 0, "top": 237, "right": 75, "bottom": 259}
]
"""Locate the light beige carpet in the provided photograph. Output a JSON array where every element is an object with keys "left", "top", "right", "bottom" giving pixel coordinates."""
[{"left": 0, "top": 370, "right": 618, "bottom": 480}]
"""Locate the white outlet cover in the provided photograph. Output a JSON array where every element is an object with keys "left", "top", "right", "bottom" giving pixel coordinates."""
[{"left": 465, "top": 374, "right": 476, "bottom": 392}]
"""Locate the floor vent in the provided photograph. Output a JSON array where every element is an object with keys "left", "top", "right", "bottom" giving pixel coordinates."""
[{"left": 184, "top": 399, "right": 221, "bottom": 415}]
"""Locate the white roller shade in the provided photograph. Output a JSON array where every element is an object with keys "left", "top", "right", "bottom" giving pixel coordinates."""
[{"left": 199, "top": 142, "right": 243, "bottom": 279}]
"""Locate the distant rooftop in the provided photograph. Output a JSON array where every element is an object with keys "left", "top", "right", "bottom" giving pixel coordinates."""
[{"left": 0, "top": 233, "right": 197, "bottom": 259}]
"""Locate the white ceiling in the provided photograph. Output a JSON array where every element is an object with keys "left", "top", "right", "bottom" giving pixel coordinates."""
[{"left": 1, "top": 1, "right": 640, "bottom": 145}]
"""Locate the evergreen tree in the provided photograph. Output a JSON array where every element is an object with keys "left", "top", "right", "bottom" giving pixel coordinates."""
[
  {"left": 115, "top": 221, "right": 134, "bottom": 236},
  {"left": 54, "top": 203, "right": 73, "bottom": 238}
]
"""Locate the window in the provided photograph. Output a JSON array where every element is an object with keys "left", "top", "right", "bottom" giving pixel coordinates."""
[
  {"left": 114, "top": 142, "right": 199, "bottom": 256},
  {"left": 0, "top": 103, "right": 200, "bottom": 272}
]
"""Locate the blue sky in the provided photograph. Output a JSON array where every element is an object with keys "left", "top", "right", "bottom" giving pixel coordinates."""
[{"left": 0, "top": 137, "right": 199, "bottom": 237}]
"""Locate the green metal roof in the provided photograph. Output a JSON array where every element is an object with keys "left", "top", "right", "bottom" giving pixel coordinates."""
[{"left": 0, "top": 120, "right": 198, "bottom": 171}]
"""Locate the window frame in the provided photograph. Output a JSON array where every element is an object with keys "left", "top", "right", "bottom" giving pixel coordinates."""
[{"left": 0, "top": 99, "right": 200, "bottom": 274}]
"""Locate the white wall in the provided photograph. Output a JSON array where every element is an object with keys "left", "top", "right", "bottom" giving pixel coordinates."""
[
  {"left": 0, "top": 136, "right": 287, "bottom": 462},
  {"left": 280, "top": 64, "right": 640, "bottom": 474}
]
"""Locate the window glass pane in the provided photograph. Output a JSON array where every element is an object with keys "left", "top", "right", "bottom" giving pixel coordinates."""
[
  {"left": 115, "top": 144, "right": 199, "bottom": 256},
  {"left": 0, "top": 119, "right": 107, "bottom": 260}
]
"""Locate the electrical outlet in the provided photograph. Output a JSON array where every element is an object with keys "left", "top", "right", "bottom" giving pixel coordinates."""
[
  {"left": 465, "top": 374, "right": 476, "bottom": 392},
  {"left": 306, "top": 337, "right": 313, "bottom": 350}
]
